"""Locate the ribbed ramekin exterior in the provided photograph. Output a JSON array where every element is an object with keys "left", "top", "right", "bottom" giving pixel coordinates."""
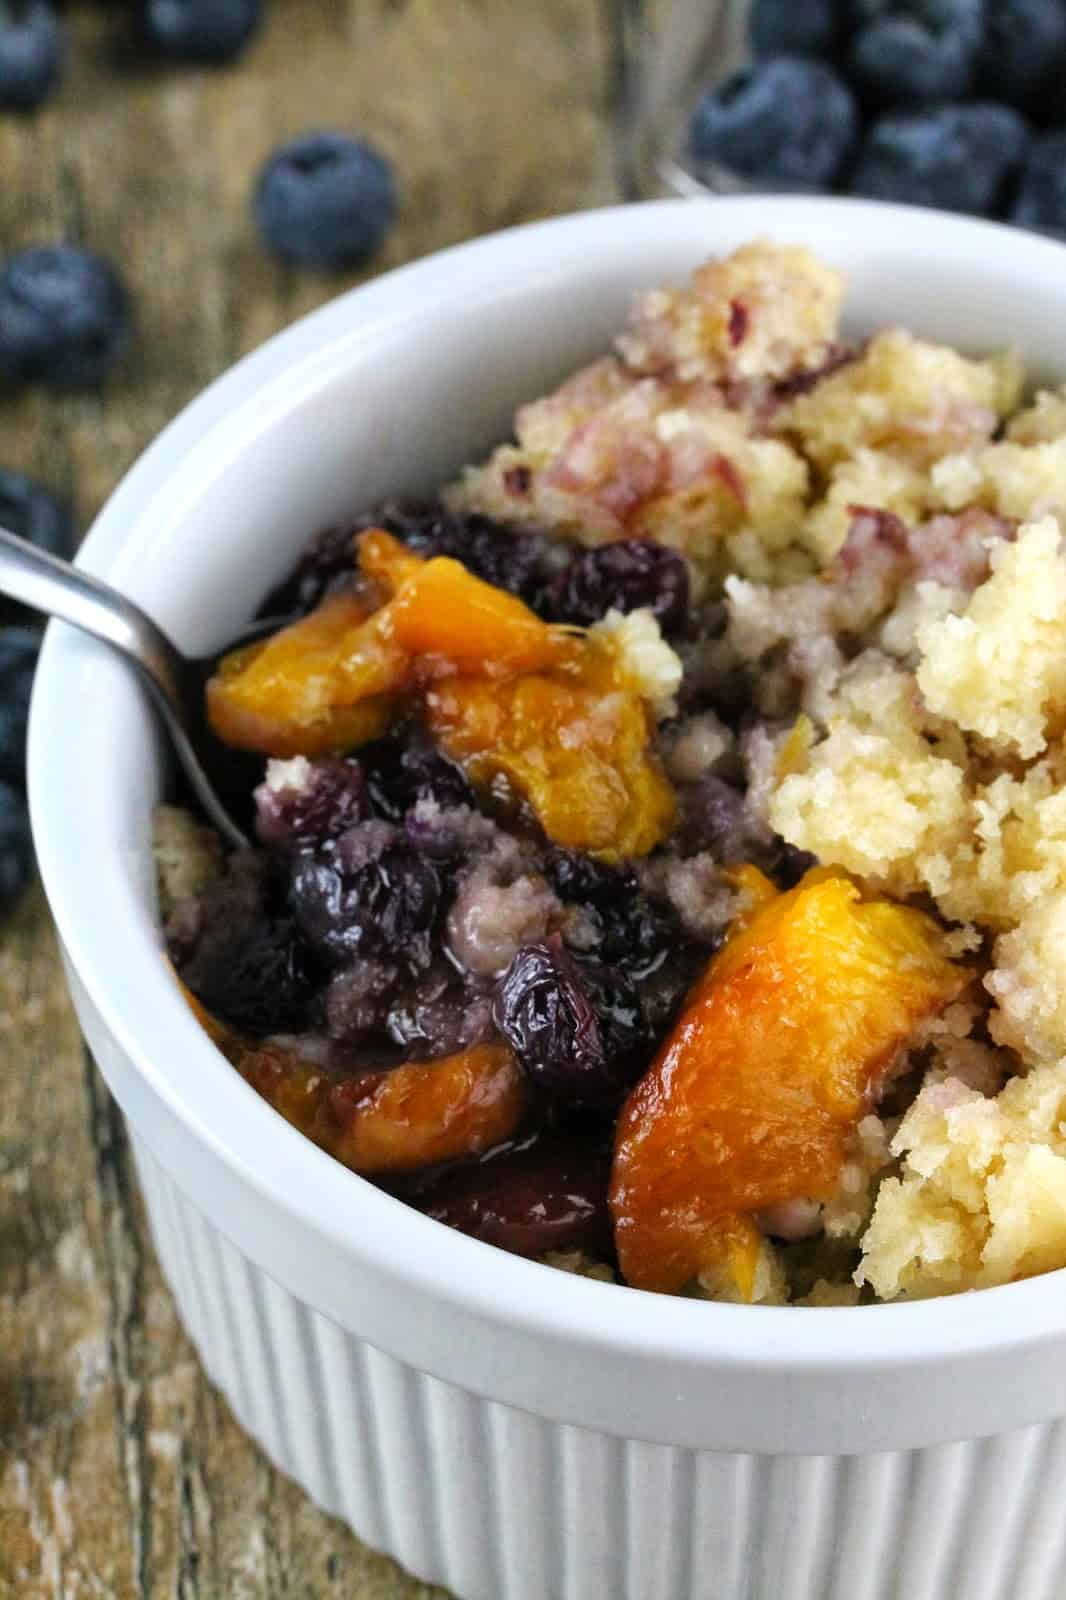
[{"left": 132, "top": 1138, "right": 1066, "bottom": 1600}]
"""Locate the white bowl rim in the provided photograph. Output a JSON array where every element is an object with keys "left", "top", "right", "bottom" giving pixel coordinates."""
[{"left": 28, "top": 195, "right": 1066, "bottom": 1428}]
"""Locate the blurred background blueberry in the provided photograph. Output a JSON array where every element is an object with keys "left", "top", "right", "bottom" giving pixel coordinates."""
[
  {"left": 254, "top": 131, "right": 397, "bottom": 270},
  {"left": 0, "top": 469, "right": 73, "bottom": 561},
  {"left": 0, "top": 1, "right": 63, "bottom": 111},
  {"left": 142, "top": 0, "right": 261, "bottom": 64},
  {"left": 0, "top": 245, "right": 130, "bottom": 389},
  {"left": 688, "top": 57, "right": 858, "bottom": 188},
  {"left": 670, "top": 0, "right": 1066, "bottom": 234},
  {"left": 851, "top": 102, "right": 1030, "bottom": 213}
]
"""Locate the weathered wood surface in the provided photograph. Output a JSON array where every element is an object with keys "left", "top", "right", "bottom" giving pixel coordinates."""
[{"left": 0, "top": 5, "right": 613, "bottom": 1593}]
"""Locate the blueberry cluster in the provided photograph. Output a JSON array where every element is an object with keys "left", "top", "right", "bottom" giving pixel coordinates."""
[{"left": 689, "top": 0, "right": 1066, "bottom": 231}]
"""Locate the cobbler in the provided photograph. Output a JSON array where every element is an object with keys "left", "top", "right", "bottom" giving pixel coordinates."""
[{"left": 157, "top": 241, "right": 1066, "bottom": 1305}]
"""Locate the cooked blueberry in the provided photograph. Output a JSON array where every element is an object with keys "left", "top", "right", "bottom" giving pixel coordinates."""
[
  {"left": 359, "top": 735, "right": 473, "bottom": 822},
  {"left": 687, "top": 57, "right": 858, "bottom": 189},
  {"left": 0, "top": 246, "right": 130, "bottom": 389},
  {"left": 416, "top": 1134, "right": 613, "bottom": 1259},
  {"left": 546, "top": 850, "right": 678, "bottom": 976},
  {"left": 0, "top": 626, "right": 39, "bottom": 784},
  {"left": 493, "top": 938, "right": 648, "bottom": 1106},
  {"left": 548, "top": 539, "right": 689, "bottom": 635},
  {"left": 1011, "top": 131, "right": 1066, "bottom": 235},
  {"left": 263, "top": 521, "right": 360, "bottom": 614},
  {"left": 0, "top": 1, "right": 62, "bottom": 110},
  {"left": 385, "top": 965, "right": 495, "bottom": 1058},
  {"left": 265, "top": 499, "right": 562, "bottom": 619},
  {"left": 0, "top": 780, "right": 32, "bottom": 903},
  {"left": 254, "top": 132, "right": 396, "bottom": 272},
  {"left": 851, "top": 104, "right": 1029, "bottom": 215},
  {"left": 175, "top": 851, "right": 314, "bottom": 1034},
  {"left": 846, "top": 1, "right": 982, "bottom": 107},
  {"left": 750, "top": 0, "right": 839, "bottom": 58},
  {"left": 978, "top": 0, "right": 1066, "bottom": 111},
  {"left": 183, "top": 915, "right": 312, "bottom": 1035},
  {"left": 143, "top": 0, "right": 261, "bottom": 63},
  {"left": 371, "top": 499, "right": 562, "bottom": 610},
  {"left": 289, "top": 824, "right": 444, "bottom": 973},
  {"left": 254, "top": 757, "right": 367, "bottom": 854},
  {"left": 0, "top": 468, "right": 72, "bottom": 559}
]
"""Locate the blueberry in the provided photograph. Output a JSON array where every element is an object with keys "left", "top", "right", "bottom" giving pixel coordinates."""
[
  {"left": 548, "top": 538, "right": 690, "bottom": 635},
  {"left": 358, "top": 735, "right": 473, "bottom": 823},
  {"left": 264, "top": 520, "right": 361, "bottom": 614},
  {"left": 183, "top": 915, "right": 312, "bottom": 1035},
  {"left": 493, "top": 937, "right": 648, "bottom": 1107},
  {"left": 254, "top": 132, "right": 396, "bottom": 272},
  {"left": 546, "top": 850, "right": 680, "bottom": 977},
  {"left": 143, "top": 0, "right": 261, "bottom": 64},
  {"left": 0, "top": 2, "right": 62, "bottom": 111},
  {"left": 977, "top": 0, "right": 1066, "bottom": 111},
  {"left": 0, "top": 246, "right": 130, "bottom": 390},
  {"left": 254, "top": 757, "right": 367, "bottom": 854},
  {"left": 0, "top": 468, "right": 73, "bottom": 559},
  {"left": 1011, "top": 130, "right": 1066, "bottom": 235},
  {"left": 0, "top": 780, "right": 32, "bottom": 903},
  {"left": 0, "top": 626, "right": 39, "bottom": 784},
  {"left": 177, "top": 854, "right": 314, "bottom": 1036},
  {"left": 266, "top": 499, "right": 561, "bottom": 618},
  {"left": 288, "top": 822, "right": 444, "bottom": 974},
  {"left": 417, "top": 1133, "right": 613, "bottom": 1259},
  {"left": 687, "top": 57, "right": 858, "bottom": 189},
  {"left": 364, "top": 499, "right": 561, "bottom": 609},
  {"left": 851, "top": 104, "right": 1030, "bottom": 216},
  {"left": 846, "top": 1, "right": 982, "bottom": 107},
  {"left": 750, "top": 0, "right": 839, "bottom": 58}
]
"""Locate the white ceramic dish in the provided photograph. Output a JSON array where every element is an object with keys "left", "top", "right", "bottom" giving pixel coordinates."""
[{"left": 28, "top": 197, "right": 1066, "bottom": 1600}]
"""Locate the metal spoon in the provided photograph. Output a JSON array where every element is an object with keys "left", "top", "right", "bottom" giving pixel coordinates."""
[{"left": 0, "top": 523, "right": 288, "bottom": 850}]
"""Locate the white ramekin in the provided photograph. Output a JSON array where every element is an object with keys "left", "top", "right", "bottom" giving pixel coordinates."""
[{"left": 28, "top": 197, "right": 1066, "bottom": 1600}]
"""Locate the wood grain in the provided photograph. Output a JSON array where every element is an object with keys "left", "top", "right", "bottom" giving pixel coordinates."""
[{"left": 0, "top": 4, "right": 614, "bottom": 1593}]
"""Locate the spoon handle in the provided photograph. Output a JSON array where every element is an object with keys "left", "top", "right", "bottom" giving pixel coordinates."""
[{"left": 0, "top": 524, "right": 186, "bottom": 710}]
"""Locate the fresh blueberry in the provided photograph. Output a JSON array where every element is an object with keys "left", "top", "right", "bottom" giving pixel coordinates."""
[
  {"left": 0, "top": 468, "right": 73, "bottom": 559},
  {"left": 977, "top": 0, "right": 1066, "bottom": 112},
  {"left": 0, "top": 780, "right": 33, "bottom": 904},
  {"left": 254, "top": 132, "right": 396, "bottom": 272},
  {"left": 0, "top": 627, "right": 39, "bottom": 784},
  {"left": 0, "top": 246, "right": 130, "bottom": 389},
  {"left": 687, "top": 57, "right": 858, "bottom": 189},
  {"left": 1011, "top": 130, "right": 1066, "bottom": 235},
  {"left": 493, "top": 937, "right": 649, "bottom": 1107},
  {"left": 143, "top": 0, "right": 261, "bottom": 64},
  {"left": 850, "top": 104, "right": 1030, "bottom": 215},
  {"left": 0, "top": 2, "right": 63, "bottom": 112},
  {"left": 846, "top": 1, "right": 982, "bottom": 107},
  {"left": 548, "top": 538, "right": 690, "bottom": 635},
  {"left": 750, "top": 0, "right": 839, "bottom": 58}
]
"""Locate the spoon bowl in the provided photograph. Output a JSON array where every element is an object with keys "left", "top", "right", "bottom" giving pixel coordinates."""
[{"left": 0, "top": 523, "right": 285, "bottom": 848}]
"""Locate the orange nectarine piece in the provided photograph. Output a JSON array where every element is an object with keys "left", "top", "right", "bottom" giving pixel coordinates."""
[{"left": 610, "top": 873, "right": 968, "bottom": 1298}]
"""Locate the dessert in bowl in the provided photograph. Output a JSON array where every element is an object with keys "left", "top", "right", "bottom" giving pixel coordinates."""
[{"left": 29, "top": 198, "right": 1066, "bottom": 1600}]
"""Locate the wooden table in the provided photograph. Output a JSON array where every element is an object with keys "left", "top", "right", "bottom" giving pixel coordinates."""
[{"left": 0, "top": 6, "right": 616, "bottom": 1592}]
